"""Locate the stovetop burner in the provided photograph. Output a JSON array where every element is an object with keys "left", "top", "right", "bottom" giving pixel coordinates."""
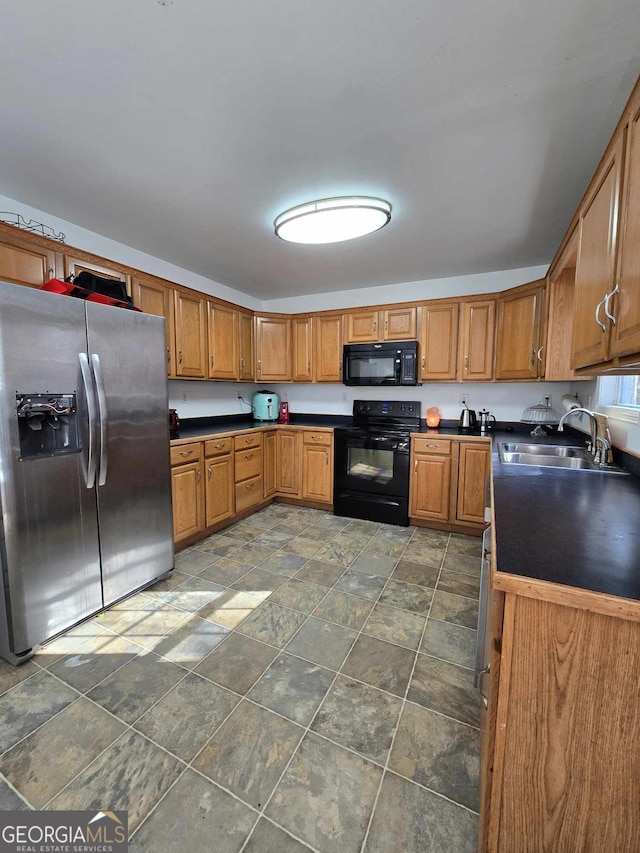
[{"left": 350, "top": 399, "right": 421, "bottom": 433}]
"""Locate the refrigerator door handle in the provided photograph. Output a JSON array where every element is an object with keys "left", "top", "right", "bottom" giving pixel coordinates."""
[
  {"left": 91, "top": 353, "right": 109, "bottom": 486},
  {"left": 79, "top": 352, "right": 97, "bottom": 488}
]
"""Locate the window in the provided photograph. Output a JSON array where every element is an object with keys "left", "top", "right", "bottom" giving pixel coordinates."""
[
  {"left": 597, "top": 375, "right": 640, "bottom": 423},
  {"left": 616, "top": 375, "right": 640, "bottom": 408}
]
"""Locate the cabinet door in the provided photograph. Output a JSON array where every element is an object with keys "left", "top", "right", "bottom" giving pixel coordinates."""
[
  {"left": 571, "top": 132, "right": 625, "bottom": 369},
  {"left": 456, "top": 442, "right": 490, "bottom": 524},
  {"left": 292, "top": 316, "right": 313, "bottom": 382},
  {"left": 611, "top": 96, "right": 640, "bottom": 358},
  {"left": 174, "top": 290, "right": 207, "bottom": 378},
  {"left": 302, "top": 442, "right": 333, "bottom": 503},
  {"left": 314, "top": 315, "right": 343, "bottom": 382},
  {"left": 171, "top": 461, "right": 204, "bottom": 543},
  {"left": 208, "top": 303, "right": 238, "bottom": 380},
  {"left": 420, "top": 302, "right": 459, "bottom": 380},
  {"left": 0, "top": 230, "right": 61, "bottom": 288},
  {"left": 410, "top": 454, "right": 451, "bottom": 521},
  {"left": 382, "top": 307, "right": 417, "bottom": 341},
  {"left": 256, "top": 316, "right": 291, "bottom": 381},
  {"left": 64, "top": 255, "right": 131, "bottom": 295},
  {"left": 495, "top": 285, "right": 545, "bottom": 380},
  {"left": 132, "top": 275, "right": 175, "bottom": 377},
  {"left": 238, "top": 311, "right": 255, "bottom": 381},
  {"left": 205, "top": 455, "right": 234, "bottom": 527},
  {"left": 459, "top": 300, "right": 496, "bottom": 381},
  {"left": 263, "top": 431, "right": 277, "bottom": 498},
  {"left": 345, "top": 309, "right": 379, "bottom": 342},
  {"left": 276, "top": 430, "right": 301, "bottom": 496}
]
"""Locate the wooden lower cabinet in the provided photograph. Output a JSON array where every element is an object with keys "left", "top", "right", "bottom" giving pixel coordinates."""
[
  {"left": 263, "top": 430, "right": 277, "bottom": 498},
  {"left": 204, "top": 454, "right": 234, "bottom": 527},
  {"left": 276, "top": 430, "right": 301, "bottom": 496},
  {"left": 456, "top": 442, "right": 490, "bottom": 524},
  {"left": 302, "top": 432, "right": 333, "bottom": 504},
  {"left": 410, "top": 453, "right": 451, "bottom": 521},
  {"left": 171, "top": 460, "right": 204, "bottom": 543},
  {"left": 483, "top": 592, "right": 640, "bottom": 851}
]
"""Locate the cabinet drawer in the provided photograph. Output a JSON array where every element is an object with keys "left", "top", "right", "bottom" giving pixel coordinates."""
[
  {"left": 235, "top": 447, "right": 263, "bottom": 482},
  {"left": 303, "top": 431, "right": 332, "bottom": 447},
  {"left": 412, "top": 437, "right": 452, "bottom": 455},
  {"left": 235, "top": 475, "right": 263, "bottom": 513},
  {"left": 171, "top": 442, "right": 203, "bottom": 466},
  {"left": 205, "top": 437, "right": 233, "bottom": 457},
  {"left": 234, "top": 432, "right": 263, "bottom": 451}
]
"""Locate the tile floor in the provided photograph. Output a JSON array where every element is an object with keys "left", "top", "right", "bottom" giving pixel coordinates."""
[{"left": 0, "top": 505, "right": 482, "bottom": 852}]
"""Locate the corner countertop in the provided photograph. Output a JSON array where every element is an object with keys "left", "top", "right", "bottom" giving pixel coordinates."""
[{"left": 490, "top": 431, "right": 640, "bottom": 602}]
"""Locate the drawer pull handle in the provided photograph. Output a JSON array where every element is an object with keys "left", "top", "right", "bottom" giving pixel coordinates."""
[
  {"left": 423, "top": 443, "right": 440, "bottom": 448},
  {"left": 245, "top": 453, "right": 254, "bottom": 459},
  {"left": 207, "top": 465, "right": 212, "bottom": 481},
  {"left": 536, "top": 346, "right": 544, "bottom": 362},
  {"left": 178, "top": 348, "right": 183, "bottom": 364},
  {"left": 196, "top": 469, "right": 201, "bottom": 484},
  {"left": 210, "top": 355, "right": 214, "bottom": 368},
  {"left": 246, "top": 482, "right": 254, "bottom": 489},
  {"left": 215, "top": 443, "right": 225, "bottom": 449},
  {"left": 245, "top": 437, "right": 253, "bottom": 444},
  {"left": 326, "top": 452, "right": 329, "bottom": 464},
  {"left": 179, "top": 450, "right": 192, "bottom": 456}
]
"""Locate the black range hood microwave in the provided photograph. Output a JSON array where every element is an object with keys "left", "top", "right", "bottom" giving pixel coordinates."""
[{"left": 342, "top": 341, "right": 419, "bottom": 386}]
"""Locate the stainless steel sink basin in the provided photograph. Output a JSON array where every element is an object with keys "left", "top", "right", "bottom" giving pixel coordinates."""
[{"left": 498, "top": 443, "right": 629, "bottom": 475}]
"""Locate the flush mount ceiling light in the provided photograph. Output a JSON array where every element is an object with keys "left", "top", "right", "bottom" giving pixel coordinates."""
[{"left": 274, "top": 196, "right": 392, "bottom": 244}]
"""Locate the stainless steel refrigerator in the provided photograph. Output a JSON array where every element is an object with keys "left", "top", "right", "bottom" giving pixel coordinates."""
[{"left": 0, "top": 280, "right": 174, "bottom": 665}]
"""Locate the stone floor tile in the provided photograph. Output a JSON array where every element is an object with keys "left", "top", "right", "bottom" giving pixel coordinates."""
[
  {"left": 364, "top": 771, "right": 478, "bottom": 853},
  {"left": 143, "top": 570, "right": 191, "bottom": 598},
  {"left": 231, "top": 567, "right": 287, "bottom": 596},
  {"left": 407, "top": 654, "right": 480, "bottom": 727},
  {"left": 195, "top": 633, "right": 277, "bottom": 694},
  {"left": 267, "top": 733, "right": 382, "bottom": 853},
  {"left": 421, "top": 620, "right": 477, "bottom": 669},
  {"left": 254, "top": 528, "right": 297, "bottom": 549},
  {"left": 430, "top": 590, "right": 479, "bottom": 630},
  {"left": 193, "top": 700, "right": 302, "bottom": 808},
  {"left": 349, "top": 554, "right": 397, "bottom": 578},
  {"left": 227, "top": 543, "right": 278, "bottom": 568},
  {"left": 197, "top": 589, "right": 265, "bottom": 629},
  {"left": 443, "top": 551, "right": 482, "bottom": 577},
  {"left": 341, "top": 635, "right": 415, "bottom": 697},
  {"left": 389, "top": 702, "right": 479, "bottom": 811},
  {"left": 223, "top": 521, "right": 264, "bottom": 541},
  {"left": 129, "top": 768, "right": 255, "bottom": 852},
  {"left": 0, "top": 658, "right": 40, "bottom": 697},
  {"left": 258, "top": 552, "right": 309, "bottom": 578},
  {"left": 311, "top": 589, "right": 374, "bottom": 630},
  {"left": 48, "top": 633, "right": 142, "bottom": 693},
  {"left": 243, "top": 819, "right": 313, "bottom": 853},
  {"left": 401, "top": 542, "right": 446, "bottom": 569},
  {"left": 294, "top": 560, "right": 346, "bottom": 588},
  {"left": 197, "top": 558, "right": 253, "bottom": 586},
  {"left": 286, "top": 617, "right": 357, "bottom": 670},
  {"left": 0, "top": 778, "right": 31, "bottom": 810},
  {"left": 109, "top": 602, "right": 188, "bottom": 649},
  {"left": 149, "top": 615, "right": 229, "bottom": 667},
  {"left": 237, "top": 601, "right": 307, "bottom": 648},
  {"left": 174, "top": 548, "right": 219, "bottom": 574},
  {"left": 311, "top": 676, "right": 402, "bottom": 764},
  {"left": 87, "top": 652, "right": 186, "bottom": 724},
  {"left": 135, "top": 672, "right": 239, "bottom": 762},
  {"left": 270, "top": 578, "right": 328, "bottom": 614},
  {"left": 159, "top": 575, "right": 225, "bottom": 613},
  {"left": 391, "top": 559, "right": 440, "bottom": 589},
  {"left": 196, "top": 534, "right": 244, "bottom": 558},
  {"left": 437, "top": 569, "right": 480, "bottom": 599},
  {"left": 0, "top": 698, "right": 125, "bottom": 808},
  {"left": 448, "top": 533, "right": 483, "bottom": 557},
  {"left": 50, "top": 730, "right": 183, "bottom": 832},
  {"left": 313, "top": 541, "right": 363, "bottom": 568},
  {"left": 361, "top": 537, "right": 408, "bottom": 559},
  {"left": 378, "top": 579, "right": 434, "bottom": 614},
  {"left": 248, "top": 653, "right": 334, "bottom": 726},
  {"left": 410, "top": 528, "right": 450, "bottom": 549},
  {"left": 334, "top": 569, "right": 386, "bottom": 601},
  {"left": 314, "top": 515, "right": 351, "bottom": 530},
  {"left": 0, "top": 671, "right": 77, "bottom": 753},
  {"left": 282, "top": 537, "right": 325, "bottom": 558},
  {"left": 363, "top": 603, "right": 426, "bottom": 651}
]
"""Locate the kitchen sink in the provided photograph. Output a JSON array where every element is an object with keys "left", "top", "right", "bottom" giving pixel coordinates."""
[{"left": 498, "top": 443, "right": 629, "bottom": 475}]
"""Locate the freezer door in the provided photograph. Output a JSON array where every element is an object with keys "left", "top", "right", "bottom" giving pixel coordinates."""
[
  {"left": 0, "top": 282, "right": 102, "bottom": 660},
  {"left": 85, "top": 302, "right": 173, "bottom": 605}
]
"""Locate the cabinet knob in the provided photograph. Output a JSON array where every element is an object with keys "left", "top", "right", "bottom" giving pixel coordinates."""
[
  {"left": 245, "top": 452, "right": 253, "bottom": 459},
  {"left": 179, "top": 449, "right": 192, "bottom": 456}
]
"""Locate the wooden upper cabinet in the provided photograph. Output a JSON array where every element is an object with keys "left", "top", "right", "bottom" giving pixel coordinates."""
[
  {"left": 345, "top": 309, "right": 379, "bottom": 342},
  {"left": 64, "top": 255, "right": 131, "bottom": 295},
  {"left": 0, "top": 229, "right": 61, "bottom": 289},
  {"left": 420, "top": 302, "right": 459, "bottom": 380},
  {"left": 571, "top": 131, "right": 625, "bottom": 369},
  {"left": 132, "top": 275, "right": 175, "bottom": 377},
  {"left": 382, "top": 306, "right": 417, "bottom": 340},
  {"left": 238, "top": 311, "right": 255, "bottom": 381},
  {"left": 208, "top": 303, "right": 238, "bottom": 380},
  {"left": 610, "top": 92, "right": 640, "bottom": 359},
  {"left": 459, "top": 300, "right": 496, "bottom": 381},
  {"left": 314, "top": 314, "right": 343, "bottom": 382},
  {"left": 495, "top": 283, "right": 545, "bottom": 381},
  {"left": 174, "top": 289, "right": 207, "bottom": 378},
  {"left": 456, "top": 442, "right": 490, "bottom": 524},
  {"left": 292, "top": 316, "right": 313, "bottom": 382},
  {"left": 256, "top": 316, "right": 291, "bottom": 381}
]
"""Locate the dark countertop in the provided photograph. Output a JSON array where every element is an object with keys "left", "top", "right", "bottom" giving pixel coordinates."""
[
  {"left": 171, "top": 413, "right": 351, "bottom": 440},
  {"left": 490, "top": 430, "right": 640, "bottom": 601}
]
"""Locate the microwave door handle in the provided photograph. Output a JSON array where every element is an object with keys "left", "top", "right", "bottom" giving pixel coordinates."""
[
  {"left": 79, "top": 353, "right": 97, "bottom": 489},
  {"left": 91, "top": 353, "right": 109, "bottom": 487}
]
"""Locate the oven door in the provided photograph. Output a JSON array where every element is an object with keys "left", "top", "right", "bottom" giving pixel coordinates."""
[{"left": 334, "top": 430, "right": 410, "bottom": 496}]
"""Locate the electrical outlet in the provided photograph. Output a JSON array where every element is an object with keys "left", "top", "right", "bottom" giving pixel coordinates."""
[
  {"left": 182, "top": 392, "right": 187, "bottom": 402},
  {"left": 342, "top": 391, "right": 348, "bottom": 402},
  {"left": 547, "top": 394, "right": 552, "bottom": 409},
  {"left": 459, "top": 394, "right": 468, "bottom": 406}
]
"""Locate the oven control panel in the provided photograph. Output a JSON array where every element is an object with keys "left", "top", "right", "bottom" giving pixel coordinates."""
[{"left": 353, "top": 400, "right": 421, "bottom": 418}]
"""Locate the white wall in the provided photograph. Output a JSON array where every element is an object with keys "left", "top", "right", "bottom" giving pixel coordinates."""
[
  {"left": 262, "top": 265, "right": 549, "bottom": 314},
  {"left": 272, "top": 381, "right": 573, "bottom": 422},
  {"left": 168, "top": 380, "right": 257, "bottom": 418},
  {"left": 0, "top": 194, "right": 261, "bottom": 311}
]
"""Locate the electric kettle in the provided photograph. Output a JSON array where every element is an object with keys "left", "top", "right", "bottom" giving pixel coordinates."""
[
  {"left": 252, "top": 390, "right": 279, "bottom": 421},
  {"left": 458, "top": 403, "right": 478, "bottom": 430}
]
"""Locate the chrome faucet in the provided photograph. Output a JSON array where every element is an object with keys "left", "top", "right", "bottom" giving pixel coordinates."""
[{"left": 557, "top": 408, "right": 612, "bottom": 465}]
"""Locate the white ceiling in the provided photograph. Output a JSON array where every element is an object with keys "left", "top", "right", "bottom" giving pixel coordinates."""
[{"left": 1, "top": 1, "right": 639, "bottom": 299}]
